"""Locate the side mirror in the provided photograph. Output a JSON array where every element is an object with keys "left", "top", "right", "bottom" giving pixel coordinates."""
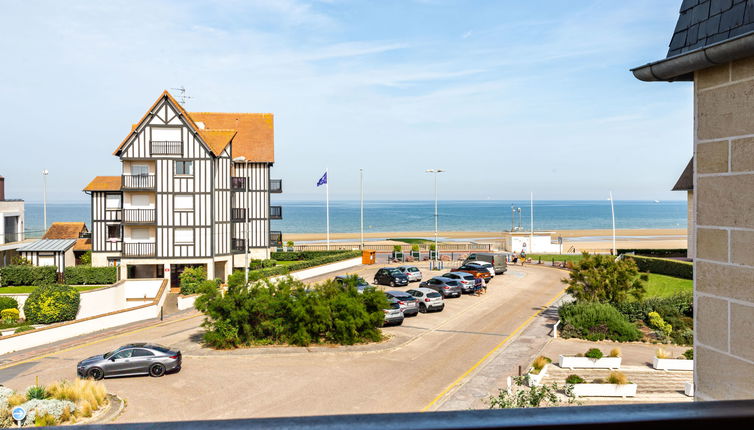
[{"left": 110, "top": 357, "right": 116, "bottom": 361}]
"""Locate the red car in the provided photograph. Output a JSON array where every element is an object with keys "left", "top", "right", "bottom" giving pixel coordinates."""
[{"left": 455, "top": 264, "right": 492, "bottom": 282}]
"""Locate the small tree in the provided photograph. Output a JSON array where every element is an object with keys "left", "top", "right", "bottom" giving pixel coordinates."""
[
  {"left": 487, "top": 376, "right": 577, "bottom": 409},
  {"left": 180, "top": 266, "right": 207, "bottom": 295},
  {"left": 79, "top": 251, "right": 92, "bottom": 266},
  {"left": 285, "top": 240, "right": 294, "bottom": 250},
  {"left": 562, "top": 253, "right": 646, "bottom": 304}
]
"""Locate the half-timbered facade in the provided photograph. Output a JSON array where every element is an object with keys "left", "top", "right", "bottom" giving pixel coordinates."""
[{"left": 83, "top": 91, "right": 281, "bottom": 284}]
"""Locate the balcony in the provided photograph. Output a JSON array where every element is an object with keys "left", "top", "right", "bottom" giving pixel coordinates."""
[
  {"left": 231, "top": 238, "right": 245, "bottom": 253},
  {"left": 270, "top": 206, "right": 282, "bottom": 220},
  {"left": 122, "top": 174, "right": 156, "bottom": 191},
  {"left": 150, "top": 140, "right": 182, "bottom": 156},
  {"left": 123, "top": 242, "right": 156, "bottom": 257},
  {"left": 270, "top": 231, "right": 282, "bottom": 247},
  {"left": 231, "top": 177, "right": 246, "bottom": 191},
  {"left": 123, "top": 208, "right": 156, "bottom": 224},
  {"left": 270, "top": 179, "right": 283, "bottom": 193},
  {"left": 231, "top": 208, "right": 247, "bottom": 222}
]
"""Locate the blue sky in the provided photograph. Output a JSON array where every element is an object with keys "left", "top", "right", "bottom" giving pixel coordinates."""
[{"left": 0, "top": 0, "right": 691, "bottom": 202}]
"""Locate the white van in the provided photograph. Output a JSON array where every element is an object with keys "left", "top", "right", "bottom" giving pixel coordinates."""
[{"left": 464, "top": 252, "right": 508, "bottom": 274}]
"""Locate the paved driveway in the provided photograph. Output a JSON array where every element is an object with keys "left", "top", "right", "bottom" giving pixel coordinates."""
[{"left": 0, "top": 264, "right": 565, "bottom": 423}]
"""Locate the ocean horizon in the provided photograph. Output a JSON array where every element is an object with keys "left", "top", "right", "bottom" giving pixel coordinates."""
[{"left": 21, "top": 200, "right": 688, "bottom": 237}]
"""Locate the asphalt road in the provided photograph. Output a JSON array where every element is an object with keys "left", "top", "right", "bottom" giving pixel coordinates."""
[{"left": 0, "top": 263, "right": 565, "bottom": 423}]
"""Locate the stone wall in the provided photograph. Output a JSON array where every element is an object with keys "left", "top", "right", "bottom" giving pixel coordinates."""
[{"left": 694, "top": 59, "right": 754, "bottom": 400}]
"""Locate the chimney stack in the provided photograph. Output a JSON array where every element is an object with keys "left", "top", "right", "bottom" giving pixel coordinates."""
[{"left": 0, "top": 175, "right": 5, "bottom": 201}]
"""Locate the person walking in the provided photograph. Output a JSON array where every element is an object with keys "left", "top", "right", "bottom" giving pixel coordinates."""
[{"left": 473, "top": 276, "right": 483, "bottom": 296}]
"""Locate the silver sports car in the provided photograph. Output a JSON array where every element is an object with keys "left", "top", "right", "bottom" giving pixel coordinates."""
[{"left": 77, "top": 343, "right": 182, "bottom": 379}]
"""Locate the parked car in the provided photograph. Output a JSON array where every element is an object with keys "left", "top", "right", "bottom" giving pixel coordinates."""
[
  {"left": 385, "top": 290, "right": 419, "bottom": 316},
  {"left": 419, "top": 276, "right": 462, "bottom": 298},
  {"left": 334, "top": 275, "right": 372, "bottom": 293},
  {"left": 468, "top": 261, "right": 495, "bottom": 278},
  {"left": 406, "top": 288, "right": 445, "bottom": 312},
  {"left": 464, "top": 252, "right": 508, "bottom": 274},
  {"left": 455, "top": 263, "right": 492, "bottom": 282},
  {"left": 396, "top": 265, "right": 422, "bottom": 282},
  {"left": 442, "top": 271, "right": 477, "bottom": 293},
  {"left": 383, "top": 302, "right": 405, "bottom": 326},
  {"left": 374, "top": 267, "right": 409, "bottom": 287},
  {"left": 77, "top": 343, "right": 181, "bottom": 380}
]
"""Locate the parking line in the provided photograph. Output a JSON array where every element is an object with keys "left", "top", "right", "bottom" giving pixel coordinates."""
[
  {"left": 420, "top": 288, "right": 565, "bottom": 412},
  {"left": 0, "top": 313, "right": 202, "bottom": 371}
]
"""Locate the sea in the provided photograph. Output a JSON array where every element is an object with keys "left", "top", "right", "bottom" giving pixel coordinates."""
[{"left": 22, "top": 200, "right": 687, "bottom": 237}]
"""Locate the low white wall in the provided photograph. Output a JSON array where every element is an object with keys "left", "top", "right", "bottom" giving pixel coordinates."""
[
  {"left": 653, "top": 357, "right": 694, "bottom": 371},
  {"left": 122, "top": 279, "right": 163, "bottom": 299},
  {"left": 270, "top": 257, "right": 362, "bottom": 282},
  {"left": 76, "top": 283, "right": 127, "bottom": 319},
  {"left": 177, "top": 294, "right": 198, "bottom": 311}
]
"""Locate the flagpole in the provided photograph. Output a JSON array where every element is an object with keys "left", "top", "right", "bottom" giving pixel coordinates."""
[{"left": 326, "top": 168, "right": 330, "bottom": 251}]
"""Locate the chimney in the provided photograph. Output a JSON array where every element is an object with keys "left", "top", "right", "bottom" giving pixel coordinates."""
[{"left": 0, "top": 175, "right": 5, "bottom": 201}]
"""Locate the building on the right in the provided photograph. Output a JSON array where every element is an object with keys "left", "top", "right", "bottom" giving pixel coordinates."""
[{"left": 633, "top": 0, "right": 754, "bottom": 400}]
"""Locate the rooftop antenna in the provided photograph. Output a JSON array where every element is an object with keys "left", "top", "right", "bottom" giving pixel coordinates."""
[{"left": 171, "top": 86, "right": 193, "bottom": 105}]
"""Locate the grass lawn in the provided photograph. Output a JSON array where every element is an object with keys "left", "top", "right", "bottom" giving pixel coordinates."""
[
  {"left": 0, "top": 285, "right": 103, "bottom": 294},
  {"left": 643, "top": 273, "right": 692, "bottom": 298},
  {"left": 526, "top": 253, "right": 588, "bottom": 263},
  {"left": 388, "top": 238, "right": 433, "bottom": 244}
]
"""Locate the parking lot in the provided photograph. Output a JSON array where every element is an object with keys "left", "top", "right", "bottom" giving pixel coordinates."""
[{"left": 0, "top": 262, "right": 566, "bottom": 422}]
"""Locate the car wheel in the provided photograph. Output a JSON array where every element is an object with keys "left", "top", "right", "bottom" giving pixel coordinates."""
[
  {"left": 390, "top": 280, "right": 395, "bottom": 287},
  {"left": 87, "top": 367, "right": 104, "bottom": 380},
  {"left": 419, "top": 303, "right": 427, "bottom": 313},
  {"left": 438, "top": 305, "right": 445, "bottom": 312},
  {"left": 149, "top": 363, "right": 166, "bottom": 377}
]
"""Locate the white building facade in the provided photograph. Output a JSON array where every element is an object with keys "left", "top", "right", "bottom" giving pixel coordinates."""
[{"left": 84, "top": 91, "right": 281, "bottom": 286}]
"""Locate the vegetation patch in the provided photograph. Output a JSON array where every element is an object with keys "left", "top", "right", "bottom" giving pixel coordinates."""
[
  {"left": 558, "top": 302, "right": 642, "bottom": 342},
  {"left": 387, "top": 238, "right": 433, "bottom": 244},
  {"left": 63, "top": 266, "right": 116, "bottom": 285},
  {"left": 643, "top": 273, "right": 692, "bottom": 298},
  {"left": 248, "top": 251, "right": 361, "bottom": 281},
  {"left": 0, "top": 265, "right": 56, "bottom": 287},
  {"left": 0, "top": 379, "right": 108, "bottom": 426},
  {"left": 23, "top": 285, "right": 80, "bottom": 324},
  {"left": 487, "top": 375, "right": 577, "bottom": 408},
  {"left": 625, "top": 255, "right": 693, "bottom": 279}
]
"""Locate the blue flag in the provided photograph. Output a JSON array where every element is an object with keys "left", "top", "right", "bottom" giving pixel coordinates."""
[{"left": 317, "top": 171, "right": 327, "bottom": 187}]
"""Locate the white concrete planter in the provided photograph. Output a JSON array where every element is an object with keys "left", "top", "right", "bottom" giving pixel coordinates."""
[
  {"left": 559, "top": 355, "right": 622, "bottom": 370},
  {"left": 652, "top": 357, "right": 693, "bottom": 371},
  {"left": 571, "top": 383, "right": 637, "bottom": 398},
  {"left": 177, "top": 294, "right": 199, "bottom": 311},
  {"left": 526, "top": 364, "right": 549, "bottom": 386},
  {"left": 684, "top": 382, "right": 694, "bottom": 397}
]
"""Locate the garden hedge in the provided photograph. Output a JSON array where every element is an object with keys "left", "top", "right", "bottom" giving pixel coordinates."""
[
  {"left": 558, "top": 301, "right": 642, "bottom": 342},
  {"left": 618, "top": 249, "right": 688, "bottom": 258},
  {"left": 63, "top": 266, "right": 117, "bottom": 285},
  {"left": 0, "top": 296, "right": 19, "bottom": 311},
  {"left": 250, "top": 251, "right": 361, "bottom": 280},
  {"left": 0, "top": 265, "right": 56, "bottom": 287},
  {"left": 270, "top": 250, "right": 357, "bottom": 261},
  {"left": 23, "top": 285, "right": 80, "bottom": 324},
  {"left": 625, "top": 255, "right": 693, "bottom": 279}
]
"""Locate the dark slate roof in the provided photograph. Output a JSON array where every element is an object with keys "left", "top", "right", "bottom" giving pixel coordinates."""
[
  {"left": 667, "top": 0, "right": 754, "bottom": 57},
  {"left": 672, "top": 158, "right": 694, "bottom": 191}
]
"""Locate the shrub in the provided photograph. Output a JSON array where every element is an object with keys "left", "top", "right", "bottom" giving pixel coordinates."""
[
  {"left": 609, "top": 348, "right": 621, "bottom": 358},
  {"left": 179, "top": 266, "right": 207, "bottom": 295},
  {"left": 565, "top": 374, "right": 585, "bottom": 384},
  {"left": 1, "top": 308, "right": 19, "bottom": 323},
  {"left": 584, "top": 348, "right": 603, "bottom": 359},
  {"left": 23, "top": 285, "right": 80, "bottom": 324},
  {"left": 626, "top": 255, "right": 693, "bottom": 279},
  {"left": 47, "top": 379, "right": 107, "bottom": 413},
  {"left": 0, "top": 297, "right": 19, "bottom": 311},
  {"left": 648, "top": 311, "right": 673, "bottom": 337},
  {"left": 63, "top": 266, "right": 116, "bottom": 285},
  {"left": 607, "top": 371, "right": 628, "bottom": 385},
  {"left": 558, "top": 302, "right": 642, "bottom": 342},
  {"left": 532, "top": 356, "right": 551, "bottom": 370},
  {"left": 247, "top": 251, "right": 361, "bottom": 281},
  {"left": 592, "top": 378, "right": 605, "bottom": 384},
  {"left": 683, "top": 348, "right": 694, "bottom": 360},
  {"left": 562, "top": 253, "right": 645, "bottom": 303},
  {"left": 487, "top": 376, "right": 577, "bottom": 408},
  {"left": 35, "top": 413, "right": 57, "bottom": 427},
  {"left": 613, "top": 291, "right": 693, "bottom": 325},
  {"left": 617, "top": 249, "right": 688, "bottom": 258},
  {"left": 270, "top": 250, "right": 356, "bottom": 261},
  {"left": 79, "top": 251, "right": 92, "bottom": 265},
  {"left": 19, "top": 398, "right": 76, "bottom": 425},
  {"left": 26, "top": 385, "right": 48, "bottom": 400},
  {"left": 0, "top": 265, "right": 56, "bottom": 287},
  {"left": 656, "top": 347, "right": 672, "bottom": 359},
  {"left": 14, "top": 325, "right": 34, "bottom": 334},
  {"left": 249, "top": 259, "right": 277, "bottom": 270},
  {"left": 411, "top": 244, "right": 420, "bottom": 252}
]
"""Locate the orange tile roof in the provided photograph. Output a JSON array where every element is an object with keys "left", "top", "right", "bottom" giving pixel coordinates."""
[
  {"left": 43, "top": 222, "right": 88, "bottom": 240},
  {"left": 191, "top": 112, "right": 274, "bottom": 162},
  {"left": 197, "top": 129, "right": 237, "bottom": 156},
  {"left": 83, "top": 176, "right": 121, "bottom": 192},
  {"left": 74, "top": 238, "right": 92, "bottom": 251}
]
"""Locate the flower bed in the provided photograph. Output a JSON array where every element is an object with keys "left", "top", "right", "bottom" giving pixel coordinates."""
[
  {"left": 526, "top": 364, "right": 549, "bottom": 386},
  {"left": 0, "top": 379, "right": 108, "bottom": 426}
]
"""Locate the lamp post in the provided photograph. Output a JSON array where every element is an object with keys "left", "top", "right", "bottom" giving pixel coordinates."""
[
  {"left": 609, "top": 191, "right": 616, "bottom": 256},
  {"left": 42, "top": 170, "right": 49, "bottom": 231},
  {"left": 233, "top": 156, "right": 249, "bottom": 285},
  {"left": 360, "top": 169, "right": 364, "bottom": 250},
  {"left": 425, "top": 169, "right": 445, "bottom": 269}
]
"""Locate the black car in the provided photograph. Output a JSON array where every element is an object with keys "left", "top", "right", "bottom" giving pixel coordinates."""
[
  {"left": 373, "top": 267, "right": 409, "bottom": 287},
  {"left": 77, "top": 343, "right": 182, "bottom": 380}
]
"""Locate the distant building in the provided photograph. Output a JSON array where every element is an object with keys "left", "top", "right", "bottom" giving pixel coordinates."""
[
  {"left": 502, "top": 231, "right": 561, "bottom": 254},
  {"left": 0, "top": 175, "right": 26, "bottom": 266},
  {"left": 43, "top": 222, "right": 92, "bottom": 264},
  {"left": 83, "top": 91, "right": 282, "bottom": 286},
  {"left": 672, "top": 158, "right": 694, "bottom": 259}
]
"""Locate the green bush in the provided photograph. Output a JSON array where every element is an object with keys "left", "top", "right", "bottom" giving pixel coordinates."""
[
  {"left": 558, "top": 302, "right": 642, "bottom": 342},
  {"left": 63, "top": 266, "right": 116, "bottom": 285},
  {"left": 565, "top": 375, "right": 585, "bottom": 384},
  {"left": 0, "top": 265, "right": 56, "bottom": 287},
  {"left": 584, "top": 348, "right": 603, "bottom": 359},
  {"left": 249, "top": 259, "right": 277, "bottom": 270},
  {"left": 26, "top": 385, "right": 49, "bottom": 400},
  {"left": 1, "top": 308, "right": 19, "bottom": 323},
  {"left": 79, "top": 251, "right": 92, "bottom": 265},
  {"left": 626, "top": 255, "right": 693, "bottom": 279},
  {"left": 14, "top": 325, "right": 34, "bottom": 334},
  {"left": 179, "top": 266, "right": 207, "bottom": 295},
  {"left": 248, "top": 251, "right": 361, "bottom": 281},
  {"left": 0, "top": 296, "right": 19, "bottom": 311},
  {"left": 196, "top": 273, "right": 389, "bottom": 348},
  {"left": 562, "top": 253, "right": 646, "bottom": 304},
  {"left": 683, "top": 348, "right": 694, "bottom": 360},
  {"left": 618, "top": 249, "right": 688, "bottom": 258},
  {"left": 648, "top": 311, "right": 672, "bottom": 337},
  {"left": 270, "top": 251, "right": 355, "bottom": 261},
  {"left": 23, "top": 285, "right": 80, "bottom": 324},
  {"left": 613, "top": 291, "right": 693, "bottom": 322},
  {"left": 672, "top": 328, "right": 694, "bottom": 346}
]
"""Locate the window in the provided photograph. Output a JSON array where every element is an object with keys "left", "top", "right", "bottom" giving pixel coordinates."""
[
  {"left": 131, "top": 228, "right": 150, "bottom": 241},
  {"left": 107, "top": 225, "right": 121, "bottom": 241},
  {"left": 131, "top": 164, "right": 149, "bottom": 176},
  {"left": 175, "top": 228, "right": 194, "bottom": 244},
  {"left": 175, "top": 161, "right": 193, "bottom": 176},
  {"left": 106, "top": 194, "right": 122, "bottom": 209},
  {"left": 132, "top": 349, "right": 154, "bottom": 357},
  {"left": 113, "top": 349, "right": 133, "bottom": 359},
  {"left": 131, "top": 195, "right": 150, "bottom": 207},
  {"left": 175, "top": 195, "right": 193, "bottom": 211},
  {"left": 38, "top": 255, "right": 55, "bottom": 267}
]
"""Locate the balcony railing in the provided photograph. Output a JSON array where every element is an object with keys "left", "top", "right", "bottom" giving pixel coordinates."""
[
  {"left": 123, "top": 242, "right": 156, "bottom": 257},
  {"left": 270, "top": 230, "right": 283, "bottom": 247},
  {"left": 122, "top": 174, "right": 156, "bottom": 190},
  {"left": 150, "top": 140, "right": 182, "bottom": 156},
  {"left": 270, "top": 206, "right": 282, "bottom": 220},
  {"left": 231, "top": 238, "right": 245, "bottom": 253},
  {"left": 270, "top": 179, "right": 283, "bottom": 193},
  {"left": 123, "top": 208, "right": 156, "bottom": 224},
  {"left": 231, "top": 208, "right": 247, "bottom": 222},
  {"left": 105, "top": 208, "right": 122, "bottom": 221},
  {"left": 231, "top": 177, "right": 246, "bottom": 191}
]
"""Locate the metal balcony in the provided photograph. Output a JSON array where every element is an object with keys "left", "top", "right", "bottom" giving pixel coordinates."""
[
  {"left": 231, "top": 208, "right": 247, "bottom": 222},
  {"left": 270, "top": 179, "right": 283, "bottom": 193},
  {"left": 123, "top": 208, "right": 156, "bottom": 224},
  {"left": 270, "top": 206, "right": 282, "bottom": 220},
  {"left": 122, "top": 242, "right": 156, "bottom": 257},
  {"left": 150, "top": 140, "right": 182, "bottom": 156},
  {"left": 122, "top": 174, "right": 156, "bottom": 190}
]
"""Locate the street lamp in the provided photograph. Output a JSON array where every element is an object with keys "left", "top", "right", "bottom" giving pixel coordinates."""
[
  {"left": 425, "top": 169, "right": 445, "bottom": 269},
  {"left": 41, "top": 170, "right": 49, "bottom": 232},
  {"left": 233, "top": 156, "right": 249, "bottom": 285}
]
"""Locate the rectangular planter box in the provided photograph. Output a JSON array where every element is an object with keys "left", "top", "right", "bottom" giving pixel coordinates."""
[
  {"left": 526, "top": 364, "right": 549, "bottom": 386},
  {"left": 685, "top": 382, "right": 694, "bottom": 397},
  {"left": 559, "top": 355, "right": 622, "bottom": 369},
  {"left": 572, "top": 383, "right": 637, "bottom": 398},
  {"left": 653, "top": 357, "right": 693, "bottom": 371}
]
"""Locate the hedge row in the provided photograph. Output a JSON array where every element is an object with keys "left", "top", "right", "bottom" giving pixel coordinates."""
[
  {"left": 270, "top": 250, "right": 357, "bottom": 261},
  {"left": 63, "top": 266, "right": 117, "bottom": 285},
  {"left": 625, "top": 255, "right": 693, "bottom": 279},
  {"left": 0, "top": 265, "right": 56, "bottom": 287},
  {"left": 23, "top": 285, "right": 80, "bottom": 324},
  {"left": 618, "top": 249, "right": 688, "bottom": 258},
  {"left": 249, "top": 251, "right": 361, "bottom": 280}
]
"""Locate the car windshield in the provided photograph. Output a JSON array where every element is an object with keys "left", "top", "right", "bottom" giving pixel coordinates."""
[
  {"left": 427, "top": 292, "right": 441, "bottom": 298},
  {"left": 388, "top": 269, "right": 402, "bottom": 275},
  {"left": 103, "top": 350, "right": 116, "bottom": 359},
  {"left": 463, "top": 275, "right": 475, "bottom": 280},
  {"left": 407, "top": 267, "right": 419, "bottom": 272},
  {"left": 446, "top": 281, "right": 459, "bottom": 286}
]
